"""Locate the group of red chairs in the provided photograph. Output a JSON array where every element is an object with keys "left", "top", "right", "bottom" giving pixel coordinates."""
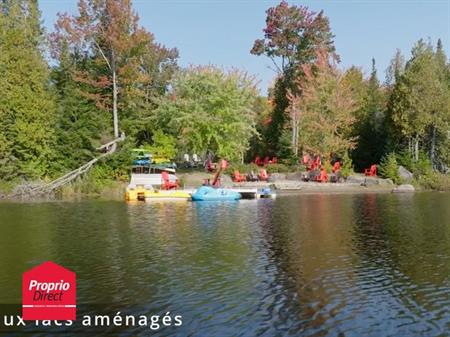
[
  {"left": 302, "top": 154, "right": 346, "bottom": 183},
  {"left": 315, "top": 162, "right": 342, "bottom": 183},
  {"left": 254, "top": 156, "right": 277, "bottom": 166},
  {"left": 232, "top": 169, "right": 269, "bottom": 183}
]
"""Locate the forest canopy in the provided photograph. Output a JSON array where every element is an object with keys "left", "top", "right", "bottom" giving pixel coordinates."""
[{"left": 0, "top": 0, "right": 448, "bottom": 189}]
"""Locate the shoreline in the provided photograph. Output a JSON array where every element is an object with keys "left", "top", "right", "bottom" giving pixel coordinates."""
[{"left": 0, "top": 171, "right": 426, "bottom": 202}]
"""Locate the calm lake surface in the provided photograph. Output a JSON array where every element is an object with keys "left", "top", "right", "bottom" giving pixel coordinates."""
[{"left": 0, "top": 192, "right": 449, "bottom": 336}]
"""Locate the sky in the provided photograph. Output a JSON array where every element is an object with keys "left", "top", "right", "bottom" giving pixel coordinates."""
[{"left": 39, "top": 0, "right": 450, "bottom": 95}]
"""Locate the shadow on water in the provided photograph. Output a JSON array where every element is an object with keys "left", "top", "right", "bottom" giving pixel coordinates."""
[{"left": 0, "top": 193, "right": 449, "bottom": 336}]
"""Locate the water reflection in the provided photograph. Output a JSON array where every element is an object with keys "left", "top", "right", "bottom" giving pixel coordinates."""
[{"left": 0, "top": 193, "right": 449, "bottom": 336}]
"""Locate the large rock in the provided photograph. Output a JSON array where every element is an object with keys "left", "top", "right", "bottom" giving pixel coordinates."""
[
  {"left": 392, "top": 184, "right": 415, "bottom": 193},
  {"left": 398, "top": 165, "right": 413, "bottom": 182}
]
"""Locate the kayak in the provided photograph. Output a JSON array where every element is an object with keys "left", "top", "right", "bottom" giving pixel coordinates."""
[{"left": 191, "top": 186, "right": 241, "bottom": 201}]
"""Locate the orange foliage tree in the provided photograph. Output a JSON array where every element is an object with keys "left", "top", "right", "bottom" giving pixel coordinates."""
[{"left": 288, "top": 50, "right": 359, "bottom": 157}]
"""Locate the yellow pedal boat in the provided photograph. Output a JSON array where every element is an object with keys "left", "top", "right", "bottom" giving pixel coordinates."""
[
  {"left": 126, "top": 185, "right": 191, "bottom": 201},
  {"left": 145, "top": 190, "right": 191, "bottom": 201}
]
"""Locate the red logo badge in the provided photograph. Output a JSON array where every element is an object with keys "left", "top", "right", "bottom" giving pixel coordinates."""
[{"left": 22, "top": 261, "right": 76, "bottom": 320}]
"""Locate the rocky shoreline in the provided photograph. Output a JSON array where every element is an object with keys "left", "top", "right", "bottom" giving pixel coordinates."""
[{"left": 179, "top": 171, "right": 408, "bottom": 193}]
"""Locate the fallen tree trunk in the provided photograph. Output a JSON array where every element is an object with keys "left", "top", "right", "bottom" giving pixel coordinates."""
[{"left": 11, "top": 135, "right": 125, "bottom": 198}]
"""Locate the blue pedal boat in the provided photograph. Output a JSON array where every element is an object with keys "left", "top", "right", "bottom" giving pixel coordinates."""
[{"left": 191, "top": 186, "right": 241, "bottom": 201}]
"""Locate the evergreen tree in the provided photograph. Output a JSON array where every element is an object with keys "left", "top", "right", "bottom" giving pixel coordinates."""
[
  {"left": 0, "top": 0, "right": 55, "bottom": 179},
  {"left": 51, "top": 42, "right": 106, "bottom": 172},
  {"left": 352, "top": 59, "right": 387, "bottom": 170}
]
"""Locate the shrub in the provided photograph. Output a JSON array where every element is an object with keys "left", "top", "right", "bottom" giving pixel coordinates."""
[
  {"left": 224, "top": 163, "right": 260, "bottom": 176},
  {"left": 414, "top": 171, "right": 450, "bottom": 191},
  {"left": 266, "top": 163, "right": 289, "bottom": 173},
  {"left": 144, "top": 130, "right": 177, "bottom": 160},
  {"left": 340, "top": 152, "right": 354, "bottom": 179},
  {"left": 397, "top": 150, "right": 432, "bottom": 176},
  {"left": 412, "top": 155, "right": 433, "bottom": 176},
  {"left": 396, "top": 150, "right": 414, "bottom": 172},
  {"left": 379, "top": 152, "right": 400, "bottom": 184}
]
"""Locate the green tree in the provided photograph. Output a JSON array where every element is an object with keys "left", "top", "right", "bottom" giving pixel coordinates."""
[
  {"left": 154, "top": 66, "right": 259, "bottom": 161},
  {"left": 246, "top": 96, "right": 272, "bottom": 161},
  {"left": 144, "top": 130, "right": 177, "bottom": 160},
  {"left": 0, "top": 0, "right": 56, "bottom": 179},
  {"left": 431, "top": 39, "right": 450, "bottom": 170},
  {"left": 352, "top": 59, "right": 387, "bottom": 170},
  {"left": 387, "top": 39, "right": 449, "bottom": 167},
  {"left": 51, "top": 41, "right": 106, "bottom": 172}
]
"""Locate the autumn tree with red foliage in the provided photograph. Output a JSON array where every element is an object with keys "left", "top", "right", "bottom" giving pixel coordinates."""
[{"left": 251, "top": 1, "right": 336, "bottom": 157}]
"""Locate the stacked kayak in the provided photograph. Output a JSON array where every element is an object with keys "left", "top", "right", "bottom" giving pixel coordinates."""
[{"left": 191, "top": 186, "right": 241, "bottom": 201}]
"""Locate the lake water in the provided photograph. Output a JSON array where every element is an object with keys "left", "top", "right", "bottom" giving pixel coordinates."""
[{"left": 0, "top": 192, "right": 449, "bottom": 336}]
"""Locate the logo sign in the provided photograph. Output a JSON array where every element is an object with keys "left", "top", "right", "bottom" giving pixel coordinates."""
[{"left": 22, "top": 261, "right": 76, "bottom": 320}]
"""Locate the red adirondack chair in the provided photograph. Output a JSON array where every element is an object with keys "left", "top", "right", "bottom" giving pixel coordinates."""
[
  {"left": 332, "top": 161, "right": 341, "bottom": 173},
  {"left": 161, "top": 171, "right": 179, "bottom": 190},
  {"left": 232, "top": 170, "right": 246, "bottom": 183},
  {"left": 316, "top": 167, "right": 329, "bottom": 183},
  {"left": 271, "top": 156, "right": 278, "bottom": 164},
  {"left": 254, "top": 156, "right": 262, "bottom": 166},
  {"left": 364, "top": 164, "right": 377, "bottom": 177},
  {"left": 263, "top": 156, "right": 270, "bottom": 165},
  {"left": 259, "top": 169, "right": 269, "bottom": 181}
]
